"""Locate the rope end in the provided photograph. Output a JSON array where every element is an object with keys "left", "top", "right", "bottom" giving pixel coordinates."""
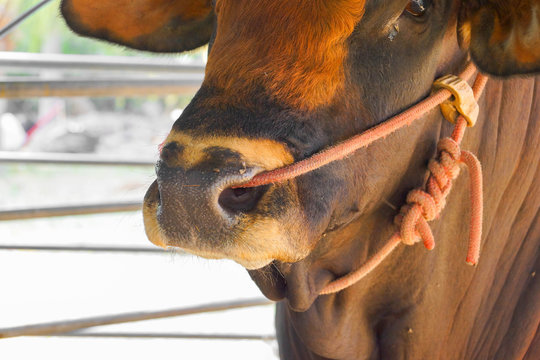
[{"left": 424, "top": 241, "right": 435, "bottom": 251}]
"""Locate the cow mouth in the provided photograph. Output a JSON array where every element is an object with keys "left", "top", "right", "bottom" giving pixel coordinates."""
[
  {"left": 145, "top": 180, "right": 333, "bottom": 311},
  {"left": 248, "top": 261, "right": 288, "bottom": 301},
  {"left": 249, "top": 259, "right": 338, "bottom": 312}
]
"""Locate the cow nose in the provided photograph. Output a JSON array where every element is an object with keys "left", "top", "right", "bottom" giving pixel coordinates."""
[{"left": 155, "top": 142, "right": 269, "bottom": 232}]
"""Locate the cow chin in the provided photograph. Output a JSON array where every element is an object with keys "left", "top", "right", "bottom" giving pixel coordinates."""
[{"left": 142, "top": 180, "right": 310, "bottom": 270}]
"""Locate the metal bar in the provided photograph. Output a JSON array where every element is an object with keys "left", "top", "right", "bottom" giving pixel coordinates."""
[
  {"left": 44, "top": 332, "right": 276, "bottom": 341},
  {"left": 0, "top": 77, "right": 203, "bottom": 98},
  {"left": 0, "top": 151, "right": 156, "bottom": 166},
  {"left": 0, "top": 245, "right": 170, "bottom": 253},
  {"left": 0, "top": 298, "right": 274, "bottom": 339},
  {"left": 0, "top": 0, "right": 55, "bottom": 39},
  {"left": 0, "top": 201, "right": 142, "bottom": 221},
  {"left": 0, "top": 52, "right": 206, "bottom": 73}
]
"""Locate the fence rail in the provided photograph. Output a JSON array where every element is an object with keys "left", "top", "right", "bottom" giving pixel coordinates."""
[
  {"left": 0, "top": 245, "right": 168, "bottom": 253},
  {"left": 47, "top": 332, "right": 276, "bottom": 341},
  {"left": 0, "top": 298, "right": 274, "bottom": 339},
  {"left": 0, "top": 151, "right": 156, "bottom": 166},
  {"left": 0, "top": 202, "right": 143, "bottom": 221},
  {"left": 0, "top": 77, "right": 203, "bottom": 98},
  {"left": 0, "top": 52, "right": 206, "bottom": 73}
]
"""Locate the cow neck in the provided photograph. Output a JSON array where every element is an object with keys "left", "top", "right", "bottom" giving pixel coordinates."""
[{"left": 237, "top": 63, "right": 489, "bottom": 295}]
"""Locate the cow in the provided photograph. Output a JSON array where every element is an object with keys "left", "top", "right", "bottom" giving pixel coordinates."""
[{"left": 60, "top": 1, "right": 540, "bottom": 358}]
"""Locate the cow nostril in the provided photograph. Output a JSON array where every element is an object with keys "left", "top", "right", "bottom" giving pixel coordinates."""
[{"left": 218, "top": 185, "right": 268, "bottom": 214}]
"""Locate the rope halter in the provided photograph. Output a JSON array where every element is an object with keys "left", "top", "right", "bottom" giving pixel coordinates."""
[{"left": 233, "top": 63, "right": 488, "bottom": 295}]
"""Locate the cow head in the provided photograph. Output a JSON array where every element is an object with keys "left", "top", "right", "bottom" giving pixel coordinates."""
[{"left": 62, "top": 0, "right": 540, "bottom": 310}]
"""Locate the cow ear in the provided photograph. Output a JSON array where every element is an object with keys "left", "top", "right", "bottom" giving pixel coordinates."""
[
  {"left": 459, "top": 0, "right": 540, "bottom": 76},
  {"left": 60, "top": 0, "right": 214, "bottom": 53}
]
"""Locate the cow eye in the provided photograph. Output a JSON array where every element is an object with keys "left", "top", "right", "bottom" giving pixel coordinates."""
[{"left": 405, "top": 0, "right": 430, "bottom": 17}]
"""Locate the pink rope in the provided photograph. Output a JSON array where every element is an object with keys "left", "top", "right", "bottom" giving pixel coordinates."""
[
  {"left": 319, "top": 72, "right": 487, "bottom": 294},
  {"left": 224, "top": 62, "right": 486, "bottom": 294},
  {"left": 237, "top": 63, "right": 478, "bottom": 188}
]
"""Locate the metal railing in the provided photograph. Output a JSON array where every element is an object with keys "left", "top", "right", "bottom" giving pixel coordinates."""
[
  {"left": 0, "top": 153, "right": 151, "bottom": 221},
  {"left": 0, "top": 52, "right": 206, "bottom": 98},
  {"left": 49, "top": 332, "right": 276, "bottom": 341},
  {"left": 0, "top": 1, "right": 276, "bottom": 347},
  {"left": 1, "top": 77, "right": 204, "bottom": 98},
  {"left": 0, "top": 298, "right": 274, "bottom": 339},
  {"left": 0, "top": 245, "right": 167, "bottom": 253},
  {"left": 0, "top": 201, "right": 143, "bottom": 221},
  {"left": 0, "top": 151, "right": 155, "bottom": 166},
  {"left": 0, "top": 52, "right": 206, "bottom": 73}
]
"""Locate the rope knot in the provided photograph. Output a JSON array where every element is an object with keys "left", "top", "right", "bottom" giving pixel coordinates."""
[
  {"left": 395, "top": 137, "right": 465, "bottom": 251},
  {"left": 393, "top": 128, "right": 483, "bottom": 266}
]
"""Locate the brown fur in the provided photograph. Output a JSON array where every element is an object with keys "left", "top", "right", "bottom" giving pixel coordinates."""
[
  {"left": 67, "top": 0, "right": 210, "bottom": 39},
  {"left": 205, "top": 0, "right": 365, "bottom": 110},
  {"left": 61, "top": 0, "right": 214, "bottom": 52}
]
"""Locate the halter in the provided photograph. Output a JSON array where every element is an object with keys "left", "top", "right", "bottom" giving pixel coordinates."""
[{"left": 235, "top": 63, "right": 488, "bottom": 295}]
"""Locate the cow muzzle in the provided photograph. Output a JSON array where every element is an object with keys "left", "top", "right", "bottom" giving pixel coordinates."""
[{"left": 142, "top": 137, "right": 309, "bottom": 269}]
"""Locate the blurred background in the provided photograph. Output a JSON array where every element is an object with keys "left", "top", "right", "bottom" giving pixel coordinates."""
[{"left": 0, "top": 1, "right": 277, "bottom": 359}]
